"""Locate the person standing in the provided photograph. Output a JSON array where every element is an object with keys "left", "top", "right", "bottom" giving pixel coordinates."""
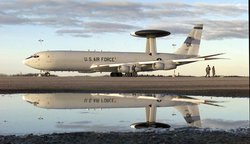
[
  {"left": 212, "top": 66, "right": 215, "bottom": 77},
  {"left": 205, "top": 65, "right": 211, "bottom": 77}
]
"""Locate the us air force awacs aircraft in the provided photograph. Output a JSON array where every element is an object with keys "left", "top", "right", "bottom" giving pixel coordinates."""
[{"left": 23, "top": 24, "right": 223, "bottom": 77}]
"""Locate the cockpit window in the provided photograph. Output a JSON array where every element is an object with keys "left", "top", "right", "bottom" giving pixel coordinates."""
[
  {"left": 25, "top": 54, "right": 39, "bottom": 59},
  {"left": 25, "top": 56, "right": 32, "bottom": 59}
]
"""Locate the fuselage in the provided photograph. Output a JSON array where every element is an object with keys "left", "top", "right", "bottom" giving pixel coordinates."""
[
  {"left": 23, "top": 50, "right": 194, "bottom": 73},
  {"left": 23, "top": 93, "right": 195, "bottom": 109}
]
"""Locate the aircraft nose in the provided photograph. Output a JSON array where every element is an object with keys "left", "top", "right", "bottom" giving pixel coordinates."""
[
  {"left": 22, "top": 59, "right": 28, "bottom": 65},
  {"left": 23, "top": 59, "right": 31, "bottom": 67}
]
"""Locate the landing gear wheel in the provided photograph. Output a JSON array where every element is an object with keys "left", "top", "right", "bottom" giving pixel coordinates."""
[
  {"left": 132, "top": 72, "right": 137, "bottom": 77},
  {"left": 125, "top": 72, "right": 137, "bottom": 77},
  {"left": 110, "top": 72, "right": 115, "bottom": 77},
  {"left": 45, "top": 72, "right": 50, "bottom": 77},
  {"left": 110, "top": 72, "right": 123, "bottom": 77},
  {"left": 125, "top": 73, "right": 132, "bottom": 77},
  {"left": 118, "top": 73, "right": 123, "bottom": 77}
]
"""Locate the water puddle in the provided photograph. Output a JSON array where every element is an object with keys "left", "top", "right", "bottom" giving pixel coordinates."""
[{"left": 0, "top": 93, "right": 249, "bottom": 135}]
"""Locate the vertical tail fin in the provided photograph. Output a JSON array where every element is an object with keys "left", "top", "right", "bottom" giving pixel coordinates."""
[
  {"left": 175, "top": 105, "right": 201, "bottom": 127},
  {"left": 175, "top": 24, "right": 203, "bottom": 56}
]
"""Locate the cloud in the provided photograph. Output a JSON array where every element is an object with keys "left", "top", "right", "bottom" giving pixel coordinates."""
[
  {"left": 148, "top": 20, "right": 249, "bottom": 40},
  {"left": 0, "top": 11, "right": 28, "bottom": 24},
  {"left": 0, "top": 0, "right": 248, "bottom": 40},
  {"left": 56, "top": 29, "right": 91, "bottom": 38},
  {"left": 194, "top": 3, "right": 248, "bottom": 16},
  {"left": 56, "top": 22, "right": 140, "bottom": 37},
  {"left": 84, "top": 22, "right": 140, "bottom": 33},
  {"left": 203, "top": 20, "right": 249, "bottom": 40}
]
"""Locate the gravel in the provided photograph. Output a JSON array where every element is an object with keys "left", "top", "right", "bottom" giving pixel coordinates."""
[{"left": 1, "top": 128, "right": 249, "bottom": 144}]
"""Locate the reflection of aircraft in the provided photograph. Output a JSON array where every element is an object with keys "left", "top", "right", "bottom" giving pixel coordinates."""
[
  {"left": 23, "top": 93, "right": 221, "bottom": 128},
  {"left": 23, "top": 24, "right": 224, "bottom": 77}
]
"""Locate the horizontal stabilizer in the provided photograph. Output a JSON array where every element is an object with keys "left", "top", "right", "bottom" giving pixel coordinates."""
[
  {"left": 204, "top": 102, "right": 224, "bottom": 107},
  {"left": 203, "top": 100, "right": 224, "bottom": 107},
  {"left": 204, "top": 57, "right": 229, "bottom": 60},
  {"left": 172, "top": 97, "right": 224, "bottom": 107},
  {"left": 172, "top": 58, "right": 205, "bottom": 63},
  {"left": 198, "top": 53, "right": 225, "bottom": 58},
  {"left": 172, "top": 53, "right": 227, "bottom": 65}
]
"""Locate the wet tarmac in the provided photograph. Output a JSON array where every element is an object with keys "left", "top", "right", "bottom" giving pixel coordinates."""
[
  {"left": 0, "top": 93, "right": 249, "bottom": 135},
  {"left": 0, "top": 76, "right": 249, "bottom": 97}
]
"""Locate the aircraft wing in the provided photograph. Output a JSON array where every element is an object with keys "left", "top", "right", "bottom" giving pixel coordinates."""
[
  {"left": 90, "top": 61, "right": 159, "bottom": 72},
  {"left": 90, "top": 61, "right": 158, "bottom": 68},
  {"left": 90, "top": 53, "right": 226, "bottom": 71},
  {"left": 90, "top": 64, "right": 118, "bottom": 72}
]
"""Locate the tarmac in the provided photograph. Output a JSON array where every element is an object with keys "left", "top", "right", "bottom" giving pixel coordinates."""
[{"left": 0, "top": 76, "right": 249, "bottom": 97}]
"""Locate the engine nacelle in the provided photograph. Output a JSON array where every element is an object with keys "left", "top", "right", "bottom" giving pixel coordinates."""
[
  {"left": 152, "top": 61, "right": 176, "bottom": 70},
  {"left": 134, "top": 66, "right": 141, "bottom": 72},
  {"left": 118, "top": 65, "right": 130, "bottom": 73},
  {"left": 152, "top": 62, "right": 165, "bottom": 70},
  {"left": 164, "top": 61, "right": 176, "bottom": 70},
  {"left": 131, "top": 65, "right": 141, "bottom": 72}
]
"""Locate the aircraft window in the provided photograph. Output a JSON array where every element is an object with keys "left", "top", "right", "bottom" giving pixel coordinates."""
[
  {"left": 25, "top": 55, "right": 39, "bottom": 59},
  {"left": 25, "top": 56, "right": 32, "bottom": 60}
]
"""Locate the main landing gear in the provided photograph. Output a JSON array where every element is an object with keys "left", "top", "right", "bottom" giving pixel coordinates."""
[
  {"left": 110, "top": 72, "right": 138, "bottom": 77},
  {"left": 39, "top": 71, "right": 50, "bottom": 77},
  {"left": 44, "top": 72, "right": 50, "bottom": 77},
  {"left": 110, "top": 72, "right": 123, "bottom": 77},
  {"left": 124, "top": 72, "right": 138, "bottom": 77},
  {"left": 130, "top": 104, "right": 170, "bottom": 129}
]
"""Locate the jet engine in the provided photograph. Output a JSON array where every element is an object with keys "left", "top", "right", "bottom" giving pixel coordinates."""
[
  {"left": 118, "top": 65, "right": 130, "bottom": 73},
  {"left": 134, "top": 66, "right": 141, "bottom": 72},
  {"left": 152, "top": 62, "right": 164, "bottom": 70},
  {"left": 164, "top": 64, "right": 176, "bottom": 70},
  {"left": 164, "top": 61, "right": 176, "bottom": 70},
  {"left": 131, "top": 64, "right": 141, "bottom": 72},
  {"left": 152, "top": 61, "right": 176, "bottom": 70}
]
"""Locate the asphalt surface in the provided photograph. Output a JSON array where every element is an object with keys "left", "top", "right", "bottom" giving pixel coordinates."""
[{"left": 0, "top": 76, "right": 249, "bottom": 97}]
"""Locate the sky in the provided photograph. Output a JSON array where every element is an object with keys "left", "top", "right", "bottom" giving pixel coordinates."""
[{"left": 0, "top": 0, "right": 249, "bottom": 76}]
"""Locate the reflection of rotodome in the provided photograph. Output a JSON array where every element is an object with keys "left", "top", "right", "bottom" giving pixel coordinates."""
[{"left": 132, "top": 30, "right": 171, "bottom": 38}]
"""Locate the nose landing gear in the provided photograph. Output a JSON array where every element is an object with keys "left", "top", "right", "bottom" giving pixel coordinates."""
[
  {"left": 44, "top": 72, "right": 50, "bottom": 77},
  {"left": 38, "top": 71, "right": 51, "bottom": 77}
]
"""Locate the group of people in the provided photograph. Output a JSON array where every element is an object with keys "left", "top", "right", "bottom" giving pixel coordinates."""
[{"left": 205, "top": 65, "right": 215, "bottom": 77}]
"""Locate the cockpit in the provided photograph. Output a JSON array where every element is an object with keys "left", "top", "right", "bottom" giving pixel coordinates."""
[
  {"left": 25, "top": 54, "right": 40, "bottom": 60},
  {"left": 23, "top": 53, "right": 43, "bottom": 69}
]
